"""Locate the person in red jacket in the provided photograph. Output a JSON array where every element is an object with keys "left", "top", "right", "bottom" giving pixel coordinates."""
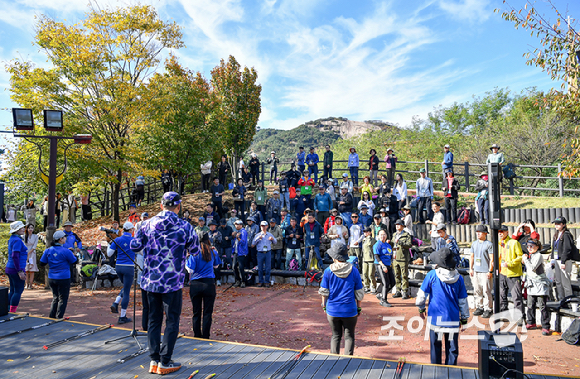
[
  {"left": 512, "top": 219, "right": 540, "bottom": 254},
  {"left": 324, "top": 208, "right": 339, "bottom": 233}
]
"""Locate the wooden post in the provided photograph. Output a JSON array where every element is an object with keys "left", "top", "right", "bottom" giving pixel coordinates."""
[
  {"left": 558, "top": 163, "right": 564, "bottom": 197},
  {"left": 464, "top": 162, "right": 470, "bottom": 193}
]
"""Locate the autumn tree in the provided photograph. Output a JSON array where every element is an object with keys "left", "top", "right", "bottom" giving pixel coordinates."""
[
  {"left": 498, "top": 1, "right": 580, "bottom": 176},
  {"left": 5, "top": 4, "right": 183, "bottom": 220},
  {"left": 211, "top": 55, "right": 262, "bottom": 182}
]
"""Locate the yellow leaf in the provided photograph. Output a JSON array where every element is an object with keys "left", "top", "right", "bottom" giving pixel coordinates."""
[{"left": 7, "top": 359, "right": 13, "bottom": 362}]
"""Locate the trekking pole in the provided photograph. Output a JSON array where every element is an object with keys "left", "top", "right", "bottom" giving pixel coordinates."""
[
  {"left": 0, "top": 317, "right": 69, "bottom": 340},
  {"left": 0, "top": 313, "right": 28, "bottom": 324},
  {"left": 117, "top": 333, "right": 184, "bottom": 363},
  {"left": 187, "top": 370, "right": 199, "bottom": 379},
  {"left": 269, "top": 345, "right": 310, "bottom": 379},
  {"left": 43, "top": 324, "right": 112, "bottom": 350}
]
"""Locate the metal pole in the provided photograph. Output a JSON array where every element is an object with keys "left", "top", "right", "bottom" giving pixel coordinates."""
[
  {"left": 464, "top": 162, "right": 469, "bottom": 193},
  {"left": 45, "top": 137, "right": 58, "bottom": 247},
  {"left": 491, "top": 225, "right": 500, "bottom": 332},
  {"left": 558, "top": 163, "right": 564, "bottom": 197},
  {"left": 424, "top": 159, "right": 429, "bottom": 178}
]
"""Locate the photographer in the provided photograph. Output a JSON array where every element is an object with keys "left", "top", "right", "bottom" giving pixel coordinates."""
[
  {"left": 130, "top": 192, "right": 198, "bottom": 375},
  {"left": 512, "top": 219, "right": 539, "bottom": 254},
  {"left": 107, "top": 222, "right": 136, "bottom": 324}
]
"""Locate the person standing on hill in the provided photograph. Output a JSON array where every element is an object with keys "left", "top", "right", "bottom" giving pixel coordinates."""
[
  {"left": 306, "top": 147, "right": 320, "bottom": 183},
  {"left": 323, "top": 145, "right": 333, "bottom": 182},
  {"left": 200, "top": 160, "right": 212, "bottom": 194},
  {"left": 249, "top": 153, "right": 260, "bottom": 187},
  {"left": 217, "top": 155, "right": 231, "bottom": 187},
  {"left": 384, "top": 148, "right": 397, "bottom": 187},
  {"left": 416, "top": 168, "right": 434, "bottom": 224},
  {"left": 551, "top": 216, "right": 580, "bottom": 308},
  {"left": 278, "top": 172, "right": 291, "bottom": 210},
  {"left": 314, "top": 184, "right": 333, "bottom": 226},
  {"left": 348, "top": 147, "right": 359, "bottom": 187},
  {"left": 338, "top": 185, "right": 354, "bottom": 228},
  {"left": 266, "top": 151, "right": 279, "bottom": 185},
  {"left": 474, "top": 172, "right": 489, "bottom": 225},
  {"left": 254, "top": 181, "right": 268, "bottom": 218},
  {"left": 162, "top": 169, "right": 173, "bottom": 193},
  {"left": 298, "top": 171, "right": 315, "bottom": 209},
  {"left": 296, "top": 146, "right": 306, "bottom": 174},
  {"left": 368, "top": 149, "right": 380, "bottom": 187},
  {"left": 442, "top": 170, "right": 459, "bottom": 224},
  {"left": 442, "top": 144, "right": 453, "bottom": 172},
  {"left": 210, "top": 178, "right": 225, "bottom": 217},
  {"left": 232, "top": 178, "right": 247, "bottom": 222}
]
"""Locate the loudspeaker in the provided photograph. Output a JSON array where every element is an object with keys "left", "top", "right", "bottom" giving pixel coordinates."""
[
  {"left": 478, "top": 331, "right": 523, "bottom": 379},
  {"left": 0, "top": 286, "right": 8, "bottom": 316}
]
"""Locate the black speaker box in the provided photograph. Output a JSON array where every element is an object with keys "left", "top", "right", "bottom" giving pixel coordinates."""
[{"left": 478, "top": 331, "right": 523, "bottom": 379}]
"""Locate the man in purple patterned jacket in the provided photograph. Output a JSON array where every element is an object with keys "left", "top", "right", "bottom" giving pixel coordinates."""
[{"left": 131, "top": 192, "right": 198, "bottom": 375}]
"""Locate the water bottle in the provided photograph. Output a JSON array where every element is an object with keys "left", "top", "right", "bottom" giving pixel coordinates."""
[{"left": 270, "top": 278, "right": 274, "bottom": 286}]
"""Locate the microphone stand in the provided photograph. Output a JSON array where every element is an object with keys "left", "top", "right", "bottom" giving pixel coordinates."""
[{"left": 103, "top": 231, "right": 146, "bottom": 351}]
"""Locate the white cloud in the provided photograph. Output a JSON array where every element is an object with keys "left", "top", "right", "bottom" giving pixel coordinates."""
[{"left": 438, "top": 0, "right": 491, "bottom": 22}]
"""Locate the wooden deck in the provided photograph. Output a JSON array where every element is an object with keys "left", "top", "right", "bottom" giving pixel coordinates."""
[{"left": 0, "top": 314, "right": 571, "bottom": 379}]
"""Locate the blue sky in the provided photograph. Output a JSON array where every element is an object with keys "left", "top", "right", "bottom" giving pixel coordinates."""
[{"left": 0, "top": 0, "right": 577, "bottom": 139}]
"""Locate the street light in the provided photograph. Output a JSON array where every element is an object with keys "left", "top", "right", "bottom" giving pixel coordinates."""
[
  {"left": 12, "top": 108, "right": 34, "bottom": 131},
  {"left": 43, "top": 110, "right": 64, "bottom": 131}
]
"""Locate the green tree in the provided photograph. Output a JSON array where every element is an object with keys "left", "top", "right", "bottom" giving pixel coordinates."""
[
  {"left": 211, "top": 55, "right": 262, "bottom": 182},
  {"left": 5, "top": 4, "right": 183, "bottom": 221}
]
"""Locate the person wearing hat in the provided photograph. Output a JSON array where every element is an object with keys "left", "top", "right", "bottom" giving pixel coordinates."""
[
  {"left": 248, "top": 153, "right": 260, "bottom": 187},
  {"left": 340, "top": 172, "right": 354, "bottom": 194},
  {"left": 285, "top": 217, "right": 304, "bottom": 270},
  {"left": 247, "top": 201, "right": 263, "bottom": 226},
  {"left": 361, "top": 227, "right": 377, "bottom": 293},
  {"left": 39, "top": 229, "right": 78, "bottom": 319},
  {"left": 370, "top": 213, "right": 389, "bottom": 241},
  {"left": 161, "top": 169, "right": 173, "bottom": 193},
  {"left": 6, "top": 221, "right": 28, "bottom": 312},
  {"left": 314, "top": 184, "right": 333, "bottom": 226},
  {"left": 416, "top": 247, "right": 469, "bottom": 365},
  {"left": 384, "top": 148, "right": 397, "bottom": 187},
  {"left": 232, "top": 178, "right": 247, "bottom": 223},
  {"left": 306, "top": 147, "right": 320, "bottom": 183},
  {"left": 319, "top": 242, "right": 364, "bottom": 356},
  {"left": 245, "top": 216, "right": 260, "bottom": 268},
  {"left": 325, "top": 177, "right": 336, "bottom": 206},
  {"left": 266, "top": 190, "right": 282, "bottom": 224},
  {"left": 497, "top": 225, "right": 524, "bottom": 326},
  {"left": 347, "top": 147, "right": 359, "bottom": 187},
  {"left": 252, "top": 220, "right": 278, "bottom": 287},
  {"left": 107, "top": 221, "right": 137, "bottom": 324},
  {"left": 195, "top": 217, "right": 209, "bottom": 238},
  {"left": 379, "top": 208, "right": 390, "bottom": 232},
  {"left": 401, "top": 205, "right": 413, "bottom": 235},
  {"left": 474, "top": 171, "right": 489, "bottom": 225},
  {"left": 266, "top": 151, "right": 279, "bottom": 185},
  {"left": 280, "top": 208, "right": 291, "bottom": 231},
  {"left": 551, "top": 216, "right": 580, "bottom": 305},
  {"left": 296, "top": 146, "right": 306, "bottom": 174},
  {"left": 469, "top": 225, "right": 494, "bottom": 319},
  {"left": 427, "top": 203, "right": 445, "bottom": 249},
  {"left": 128, "top": 203, "right": 141, "bottom": 224},
  {"left": 373, "top": 229, "right": 394, "bottom": 307},
  {"left": 226, "top": 209, "right": 240, "bottom": 231},
  {"left": 433, "top": 223, "right": 460, "bottom": 267},
  {"left": 415, "top": 168, "right": 434, "bottom": 224},
  {"left": 522, "top": 238, "right": 552, "bottom": 335},
  {"left": 253, "top": 180, "right": 266, "bottom": 216},
  {"left": 442, "top": 170, "right": 459, "bottom": 224},
  {"left": 328, "top": 215, "right": 349, "bottom": 247},
  {"left": 130, "top": 192, "right": 197, "bottom": 375},
  {"left": 298, "top": 170, "right": 315, "bottom": 209},
  {"left": 186, "top": 232, "right": 222, "bottom": 339},
  {"left": 338, "top": 185, "right": 354, "bottom": 228},
  {"left": 323, "top": 145, "right": 334, "bottom": 182},
  {"left": 442, "top": 144, "right": 453, "bottom": 171},
  {"left": 368, "top": 148, "right": 380, "bottom": 187},
  {"left": 392, "top": 219, "right": 413, "bottom": 299},
  {"left": 200, "top": 159, "right": 213, "bottom": 193},
  {"left": 486, "top": 144, "right": 505, "bottom": 165},
  {"left": 278, "top": 171, "right": 291, "bottom": 210},
  {"left": 232, "top": 219, "right": 249, "bottom": 287},
  {"left": 358, "top": 204, "right": 372, "bottom": 227},
  {"left": 324, "top": 208, "right": 339, "bottom": 233},
  {"left": 268, "top": 218, "right": 284, "bottom": 270},
  {"left": 303, "top": 212, "right": 325, "bottom": 270},
  {"left": 208, "top": 220, "right": 222, "bottom": 247},
  {"left": 135, "top": 212, "right": 149, "bottom": 233}
]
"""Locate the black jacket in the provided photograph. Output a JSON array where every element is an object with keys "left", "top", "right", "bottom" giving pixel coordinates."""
[
  {"left": 249, "top": 158, "right": 260, "bottom": 172},
  {"left": 285, "top": 225, "right": 303, "bottom": 249},
  {"left": 442, "top": 177, "right": 460, "bottom": 198},
  {"left": 553, "top": 229, "right": 580, "bottom": 264},
  {"left": 338, "top": 192, "right": 353, "bottom": 213},
  {"left": 381, "top": 195, "right": 399, "bottom": 216},
  {"left": 323, "top": 151, "right": 333, "bottom": 168}
]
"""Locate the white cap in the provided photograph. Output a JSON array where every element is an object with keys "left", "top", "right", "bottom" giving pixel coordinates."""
[
  {"left": 9, "top": 221, "right": 25, "bottom": 234},
  {"left": 53, "top": 230, "right": 66, "bottom": 240},
  {"left": 123, "top": 221, "right": 134, "bottom": 230},
  {"left": 260, "top": 221, "right": 268, "bottom": 226}
]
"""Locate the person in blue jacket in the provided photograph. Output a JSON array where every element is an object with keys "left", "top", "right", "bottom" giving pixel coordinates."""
[
  {"left": 107, "top": 221, "right": 137, "bottom": 324},
  {"left": 39, "top": 230, "right": 78, "bottom": 318},
  {"left": 306, "top": 147, "right": 320, "bottom": 183},
  {"left": 62, "top": 221, "right": 82, "bottom": 251},
  {"left": 442, "top": 144, "right": 454, "bottom": 171},
  {"left": 373, "top": 229, "right": 394, "bottom": 307},
  {"left": 319, "top": 242, "right": 364, "bottom": 356},
  {"left": 296, "top": 146, "right": 306, "bottom": 174},
  {"left": 6, "top": 221, "right": 28, "bottom": 313},
  {"left": 358, "top": 205, "right": 373, "bottom": 227},
  {"left": 233, "top": 220, "right": 248, "bottom": 288},
  {"left": 348, "top": 147, "right": 360, "bottom": 187},
  {"left": 186, "top": 232, "right": 222, "bottom": 339},
  {"left": 416, "top": 247, "right": 469, "bottom": 366},
  {"left": 303, "top": 212, "right": 324, "bottom": 270},
  {"left": 314, "top": 184, "right": 333, "bottom": 226},
  {"left": 290, "top": 188, "right": 306, "bottom": 220}
]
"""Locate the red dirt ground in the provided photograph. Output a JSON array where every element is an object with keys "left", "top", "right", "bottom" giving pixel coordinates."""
[{"left": 4, "top": 276, "right": 580, "bottom": 378}]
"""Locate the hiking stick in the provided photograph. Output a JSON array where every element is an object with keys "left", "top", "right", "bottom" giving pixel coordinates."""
[
  {"left": 187, "top": 370, "right": 199, "bottom": 379},
  {"left": 269, "top": 344, "right": 310, "bottom": 379},
  {"left": 395, "top": 357, "right": 406, "bottom": 378},
  {"left": 43, "top": 324, "right": 112, "bottom": 350},
  {"left": 0, "top": 317, "right": 69, "bottom": 340},
  {"left": 0, "top": 313, "right": 28, "bottom": 324}
]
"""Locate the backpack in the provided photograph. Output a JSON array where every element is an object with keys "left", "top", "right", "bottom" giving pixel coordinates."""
[
  {"left": 304, "top": 270, "right": 323, "bottom": 286},
  {"left": 503, "top": 163, "right": 517, "bottom": 179},
  {"left": 289, "top": 258, "right": 299, "bottom": 271},
  {"left": 457, "top": 207, "right": 470, "bottom": 224},
  {"left": 562, "top": 319, "right": 580, "bottom": 345},
  {"left": 289, "top": 187, "right": 297, "bottom": 199},
  {"left": 81, "top": 264, "right": 98, "bottom": 278}
]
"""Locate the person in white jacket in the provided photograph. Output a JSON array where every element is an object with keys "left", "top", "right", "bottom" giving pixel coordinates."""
[{"left": 201, "top": 160, "right": 212, "bottom": 193}]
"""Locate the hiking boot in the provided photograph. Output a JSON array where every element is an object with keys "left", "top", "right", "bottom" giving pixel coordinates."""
[
  {"left": 542, "top": 329, "right": 550, "bottom": 336},
  {"left": 482, "top": 310, "right": 493, "bottom": 318},
  {"left": 118, "top": 316, "right": 132, "bottom": 324},
  {"left": 240, "top": 282, "right": 246, "bottom": 288},
  {"left": 157, "top": 360, "right": 181, "bottom": 375},
  {"left": 393, "top": 291, "right": 402, "bottom": 298},
  {"left": 380, "top": 300, "right": 393, "bottom": 308},
  {"left": 473, "top": 308, "right": 484, "bottom": 316},
  {"left": 402, "top": 291, "right": 410, "bottom": 300},
  {"left": 110, "top": 303, "right": 119, "bottom": 314},
  {"left": 149, "top": 361, "right": 159, "bottom": 374},
  {"left": 233, "top": 282, "right": 241, "bottom": 288}
]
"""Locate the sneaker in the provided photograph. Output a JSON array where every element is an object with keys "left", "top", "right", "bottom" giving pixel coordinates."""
[
  {"left": 110, "top": 303, "right": 119, "bottom": 314},
  {"left": 364, "top": 287, "right": 371, "bottom": 294},
  {"left": 375, "top": 293, "right": 383, "bottom": 300},
  {"left": 149, "top": 361, "right": 159, "bottom": 374},
  {"left": 240, "top": 282, "right": 246, "bottom": 288},
  {"left": 482, "top": 310, "right": 493, "bottom": 318},
  {"left": 393, "top": 291, "right": 402, "bottom": 298},
  {"left": 542, "top": 329, "right": 550, "bottom": 336},
  {"left": 402, "top": 292, "right": 410, "bottom": 300},
  {"left": 157, "top": 360, "right": 182, "bottom": 375},
  {"left": 526, "top": 323, "right": 537, "bottom": 330},
  {"left": 233, "top": 281, "right": 241, "bottom": 288},
  {"left": 473, "top": 308, "right": 484, "bottom": 316},
  {"left": 380, "top": 300, "right": 393, "bottom": 308},
  {"left": 216, "top": 280, "right": 222, "bottom": 286},
  {"left": 118, "top": 316, "right": 132, "bottom": 324},
  {"left": 253, "top": 266, "right": 258, "bottom": 271},
  {"left": 370, "top": 287, "right": 376, "bottom": 294},
  {"left": 517, "top": 318, "right": 524, "bottom": 327}
]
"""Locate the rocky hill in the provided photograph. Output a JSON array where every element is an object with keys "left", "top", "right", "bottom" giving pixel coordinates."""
[{"left": 302, "top": 117, "right": 393, "bottom": 139}]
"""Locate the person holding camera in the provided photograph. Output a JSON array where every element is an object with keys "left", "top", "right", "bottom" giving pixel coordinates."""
[{"left": 512, "top": 219, "right": 539, "bottom": 254}]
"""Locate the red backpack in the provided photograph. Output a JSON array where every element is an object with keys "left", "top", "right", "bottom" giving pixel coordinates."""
[
  {"left": 289, "top": 186, "right": 297, "bottom": 199},
  {"left": 457, "top": 207, "right": 470, "bottom": 224}
]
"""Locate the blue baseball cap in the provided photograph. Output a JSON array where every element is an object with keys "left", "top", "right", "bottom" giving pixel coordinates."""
[{"left": 162, "top": 192, "right": 181, "bottom": 207}]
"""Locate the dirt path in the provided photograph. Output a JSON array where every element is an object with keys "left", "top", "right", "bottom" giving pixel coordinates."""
[{"left": 5, "top": 276, "right": 579, "bottom": 378}]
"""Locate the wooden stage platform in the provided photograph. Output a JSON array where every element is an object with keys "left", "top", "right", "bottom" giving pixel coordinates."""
[{"left": 0, "top": 314, "right": 572, "bottom": 379}]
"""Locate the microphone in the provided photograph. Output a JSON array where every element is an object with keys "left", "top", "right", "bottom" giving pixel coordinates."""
[{"left": 100, "top": 226, "right": 116, "bottom": 234}]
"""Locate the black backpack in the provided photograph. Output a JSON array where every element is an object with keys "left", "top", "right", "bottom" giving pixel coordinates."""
[
  {"left": 503, "top": 163, "right": 517, "bottom": 179},
  {"left": 562, "top": 319, "right": 580, "bottom": 345}
]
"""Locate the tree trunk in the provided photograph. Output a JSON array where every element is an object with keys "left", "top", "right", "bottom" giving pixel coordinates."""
[{"left": 112, "top": 169, "right": 122, "bottom": 222}]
